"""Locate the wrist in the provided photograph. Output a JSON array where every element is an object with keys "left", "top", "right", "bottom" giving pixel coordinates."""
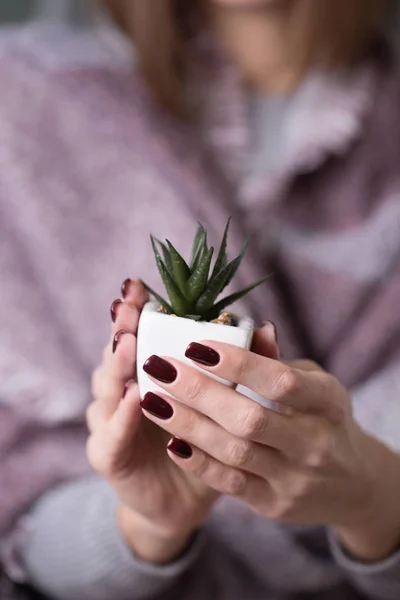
[
  {"left": 336, "top": 434, "right": 400, "bottom": 562},
  {"left": 118, "top": 504, "right": 195, "bottom": 565}
]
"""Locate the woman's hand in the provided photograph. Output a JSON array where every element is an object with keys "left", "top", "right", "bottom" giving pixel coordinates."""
[
  {"left": 87, "top": 280, "right": 219, "bottom": 564},
  {"left": 141, "top": 331, "right": 400, "bottom": 562}
]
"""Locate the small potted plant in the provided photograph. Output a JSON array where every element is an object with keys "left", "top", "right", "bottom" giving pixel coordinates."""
[{"left": 137, "top": 219, "right": 268, "bottom": 397}]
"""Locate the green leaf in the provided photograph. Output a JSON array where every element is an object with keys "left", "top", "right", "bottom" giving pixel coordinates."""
[
  {"left": 223, "top": 240, "right": 248, "bottom": 289},
  {"left": 196, "top": 241, "right": 248, "bottom": 312},
  {"left": 141, "top": 282, "right": 173, "bottom": 314},
  {"left": 206, "top": 276, "right": 270, "bottom": 320},
  {"left": 211, "top": 217, "right": 231, "bottom": 279},
  {"left": 166, "top": 240, "right": 191, "bottom": 297},
  {"left": 151, "top": 235, "right": 166, "bottom": 277},
  {"left": 161, "top": 269, "right": 189, "bottom": 316},
  {"left": 187, "top": 246, "right": 214, "bottom": 302},
  {"left": 156, "top": 239, "right": 173, "bottom": 274},
  {"left": 190, "top": 223, "right": 207, "bottom": 269},
  {"left": 150, "top": 236, "right": 188, "bottom": 316},
  {"left": 192, "top": 240, "right": 207, "bottom": 274}
]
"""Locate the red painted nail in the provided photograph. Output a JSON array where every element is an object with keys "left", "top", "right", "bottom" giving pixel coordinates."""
[
  {"left": 121, "top": 278, "right": 132, "bottom": 299},
  {"left": 167, "top": 438, "right": 192, "bottom": 459},
  {"left": 122, "top": 379, "right": 135, "bottom": 399},
  {"left": 141, "top": 392, "right": 174, "bottom": 420},
  {"left": 113, "top": 330, "right": 127, "bottom": 354},
  {"left": 143, "top": 356, "right": 177, "bottom": 383},
  {"left": 110, "top": 299, "right": 123, "bottom": 323},
  {"left": 185, "top": 342, "right": 220, "bottom": 367}
]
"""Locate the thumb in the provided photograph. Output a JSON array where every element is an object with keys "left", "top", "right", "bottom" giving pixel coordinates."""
[
  {"left": 251, "top": 321, "right": 280, "bottom": 360},
  {"left": 122, "top": 278, "right": 149, "bottom": 310}
]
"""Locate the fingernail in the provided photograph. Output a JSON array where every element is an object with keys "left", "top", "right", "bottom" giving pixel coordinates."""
[
  {"left": 167, "top": 438, "right": 193, "bottom": 459},
  {"left": 113, "top": 330, "right": 127, "bottom": 354},
  {"left": 141, "top": 392, "right": 174, "bottom": 419},
  {"left": 261, "top": 321, "right": 281, "bottom": 360},
  {"left": 110, "top": 299, "right": 123, "bottom": 323},
  {"left": 122, "top": 379, "right": 135, "bottom": 399},
  {"left": 143, "top": 356, "right": 177, "bottom": 383},
  {"left": 185, "top": 342, "right": 220, "bottom": 367},
  {"left": 261, "top": 321, "right": 278, "bottom": 344},
  {"left": 121, "top": 278, "right": 132, "bottom": 299}
]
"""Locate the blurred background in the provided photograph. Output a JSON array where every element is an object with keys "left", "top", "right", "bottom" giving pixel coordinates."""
[
  {"left": 0, "top": 0, "right": 88, "bottom": 24},
  {"left": 2, "top": 0, "right": 399, "bottom": 52}
]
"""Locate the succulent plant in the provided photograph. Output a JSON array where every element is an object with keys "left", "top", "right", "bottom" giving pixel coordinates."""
[{"left": 142, "top": 218, "right": 268, "bottom": 322}]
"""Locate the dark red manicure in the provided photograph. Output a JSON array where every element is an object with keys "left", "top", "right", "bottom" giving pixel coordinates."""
[
  {"left": 141, "top": 392, "right": 174, "bottom": 420},
  {"left": 185, "top": 342, "right": 220, "bottom": 367},
  {"left": 121, "top": 278, "right": 132, "bottom": 299},
  {"left": 122, "top": 379, "right": 135, "bottom": 399},
  {"left": 113, "top": 330, "right": 127, "bottom": 354},
  {"left": 110, "top": 299, "right": 122, "bottom": 323},
  {"left": 168, "top": 438, "right": 193, "bottom": 459},
  {"left": 143, "top": 356, "right": 177, "bottom": 383}
]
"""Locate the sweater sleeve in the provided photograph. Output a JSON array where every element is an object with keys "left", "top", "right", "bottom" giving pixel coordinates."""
[
  {"left": 327, "top": 361, "right": 400, "bottom": 600},
  {"left": 329, "top": 531, "right": 400, "bottom": 600},
  {"left": 19, "top": 477, "right": 206, "bottom": 600},
  {"left": 351, "top": 361, "right": 400, "bottom": 457}
]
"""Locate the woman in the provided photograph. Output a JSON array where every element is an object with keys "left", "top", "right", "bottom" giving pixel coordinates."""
[{"left": 1, "top": 0, "right": 400, "bottom": 598}]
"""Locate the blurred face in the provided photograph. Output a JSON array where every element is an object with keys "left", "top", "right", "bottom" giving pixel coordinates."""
[{"left": 211, "top": 0, "right": 285, "bottom": 5}]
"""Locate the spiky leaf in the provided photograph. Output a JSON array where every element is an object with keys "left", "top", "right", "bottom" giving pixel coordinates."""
[
  {"left": 156, "top": 240, "right": 173, "bottom": 274},
  {"left": 192, "top": 240, "right": 207, "bottom": 274},
  {"left": 206, "top": 276, "right": 270, "bottom": 320},
  {"left": 166, "top": 240, "right": 191, "bottom": 297},
  {"left": 187, "top": 246, "right": 214, "bottom": 302},
  {"left": 147, "top": 218, "right": 270, "bottom": 323},
  {"left": 196, "top": 241, "right": 248, "bottom": 312},
  {"left": 150, "top": 236, "right": 188, "bottom": 316},
  {"left": 159, "top": 265, "right": 188, "bottom": 316},
  {"left": 223, "top": 240, "right": 248, "bottom": 289},
  {"left": 141, "top": 282, "right": 173, "bottom": 314},
  {"left": 151, "top": 236, "right": 167, "bottom": 277},
  {"left": 190, "top": 223, "right": 207, "bottom": 269},
  {"left": 211, "top": 217, "right": 231, "bottom": 279}
]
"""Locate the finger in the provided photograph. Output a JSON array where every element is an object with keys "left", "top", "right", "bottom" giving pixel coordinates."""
[
  {"left": 121, "top": 278, "right": 149, "bottom": 310},
  {"left": 108, "top": 382, "right": 143, "bottom": 444},
  {"left": 167, "top": 436, "right": 271, "bottom": 508},
  {"left": 143, "top": 358, "right": 312, "bottom": 455},
  {"left": 91, "top": 366, "right": 106, "bottom": 402},
  {"left": 273, "top": 359, "right": 323, "bottom": 417},
  {"left": 92, "top": 362, "right": 124, "bottom": 412},
  {"left": 141, "top": 391, "right": 285, "bottom": 478},
  {"left": 183, "top": 342, "right": 333, "bottom": 415},
  {"left": 96, "top": 333, "right": 136, "bottom": 416},
  {"left": 284, "top": 359, "right": 323, "bottom": 372},
  {"left": 87, "top": 384, "right": 142, "bottom": 480},
  {"left": 252, "top": 322, "right": 280, "bottom": 360},
  {"left": 86, "top": 401, "right": 106, "bottom": 434},
  {"left": 106, "top": 331, "right": 137, "bottom": 380},
  {"left": 110, "top": 301, "right": 140, "bottom": 336}
]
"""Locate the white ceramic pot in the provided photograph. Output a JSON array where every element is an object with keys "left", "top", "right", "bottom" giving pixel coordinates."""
[{"left": 137, "top": 301, "right": 254, "bottom": 398}]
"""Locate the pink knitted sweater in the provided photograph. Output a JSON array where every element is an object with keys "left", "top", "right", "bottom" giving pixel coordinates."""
[{"left": 0, "top": 21, "right": 400, "bottom": 600}]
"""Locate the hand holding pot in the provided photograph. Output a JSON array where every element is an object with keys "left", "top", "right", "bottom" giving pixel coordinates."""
[
  {"left": 141, "top": 328, "right": 400, "bottom": 562},
  {"left": 88, "top": 279, "right": 218, "bottom": 564}
]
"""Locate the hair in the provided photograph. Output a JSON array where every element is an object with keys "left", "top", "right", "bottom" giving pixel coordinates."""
[{"left": 102, "top": 0, "right": 389, "bottom": 117}]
